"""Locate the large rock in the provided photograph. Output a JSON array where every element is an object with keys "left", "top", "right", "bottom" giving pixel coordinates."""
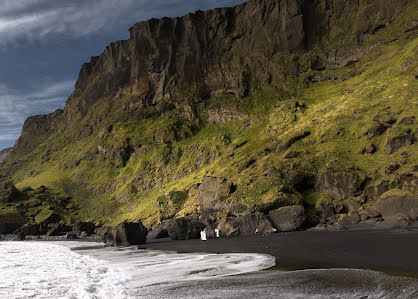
[
  {"left": 46, "top": 223, "right": 71, "bottom": 236},
  {"left": 99, "top": 222, "right": 148, "bottom": 246},
  {"left": 384, "top": 132, "right": 414, "bottom": 154},
  {"left": 167, "top": 217, "right": 204, "bottom": 240},
  {"left": 198, "top": 177, "right": 234, "bottom": 216},
  {"left": 316, "top": 167, "right": 366, "bottom": 201},
  {"left": 37, "top": 212, "right": 62, "bottom": 234},
  {"left": 0, "top": 222, "right": 22, "bottom": 235},
  {"left": 147, "top": 223, "right": 169, "bottom": 240},
  {"left": 217, "top": 212, "right": 275, "bottom": 237},
  {"left": 13, "top": 224, "right": 40, "bottom": 237},
  {"left": 269, "top": 205, "right": 305, "bottom": 232},
  {"left": 371, "top": 189, "right": 418, "bottom": 224},
  {"left": 72, "top": 221, "right": 96, "bottom": 235}
]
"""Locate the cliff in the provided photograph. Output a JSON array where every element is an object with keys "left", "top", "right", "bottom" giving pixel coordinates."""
[
  {"left": 0, "top": 148, "right": 12, "bottom": 165},
  {"left": 1, "top": 0, "right": 417, "bottom": 234}
]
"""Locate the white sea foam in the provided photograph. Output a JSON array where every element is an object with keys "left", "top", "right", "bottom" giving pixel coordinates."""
[
  {"left": 0, "top": 241, "right": 276, "bottom": 298},
  {"left": 0, "top": 241, "right": 132, "bottom": 298},
  {"left": 2, "top": 241, "right": 416, "bottom": 299}
]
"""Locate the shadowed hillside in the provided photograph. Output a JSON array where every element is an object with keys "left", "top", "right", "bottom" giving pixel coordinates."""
[{"left": 1, "top": 0, "right": 417, "bottom": 235}]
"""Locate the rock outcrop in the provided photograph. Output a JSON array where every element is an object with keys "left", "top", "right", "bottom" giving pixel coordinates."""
[
  {"left": 371, "top": 189, "right": 418, "bottom": 226},
  {"left": 0, "top": 148, "right": 12, "bottom": 164},
  {"left": 268, "top": 205, "right": 305, "bottom": 232},
  {"left": 166, "top": 216, "right": 204, "bottom": 240},
  {"left": 97, "top": 222, "right": 148, "bottom": 246},
  {"left": 198, "top": 177, "right": 234, "bottom": 216}
]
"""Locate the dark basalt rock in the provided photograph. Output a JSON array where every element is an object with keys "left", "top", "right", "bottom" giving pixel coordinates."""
[
  {"left": 198, "top": 177, "right": 234, "bottom": 216},
  {"left": 370, "top": 189, "right": 418, "bottom": 224},
  {"left": 316, "top": 167, "right": 367, "bottom": 201},
  {"left": 38, "top": 212, "right": 63, "bottom": 235},
  {"left": 97, "top": 222, "right": 148, "bottom": 246},
  {"left": 147, "top": 223, "right": 169, "bottom": 240},
  {"left": 46, "top": 223, "right": 72, "bottom": 236},
  {"left": 384, "top": 132, "right": 414, "bottom": 154},
  {"left": 72, "top": 221, "right": 96, "bottom": 235},
  {"left": 216, "top": 212, "right": 275, "bottom": 237},
  {"left": 269, "top": 205, "right": 305, "bottom": 232},
  {"left": 13, "top": 224, "right": 40, "bottom": 237},
  {"left": 167, "top": 217, "right": 204, "bottom": 240},
  {"left": 363, "top": 123, "right": 388, "bottom": 139}
]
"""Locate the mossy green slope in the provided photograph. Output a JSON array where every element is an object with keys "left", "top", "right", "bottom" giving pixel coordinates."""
[{"left": 1, "top": 1, "right": 417, "bottom": 229}]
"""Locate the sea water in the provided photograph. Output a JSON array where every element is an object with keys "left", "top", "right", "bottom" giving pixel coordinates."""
[{"left": 0, "top": 241, "right": 417, "bottom": 298}]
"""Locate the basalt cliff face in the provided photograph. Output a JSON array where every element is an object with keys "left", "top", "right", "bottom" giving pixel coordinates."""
[{"left": 1, "top": 0, "right": 417, "bottom": 237}]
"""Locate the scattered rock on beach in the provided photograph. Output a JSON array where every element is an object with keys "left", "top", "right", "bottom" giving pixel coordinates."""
[
  {"left": 371, "top": 189, "right": 418, "bottom": 224},
  {"left": 72, "top": 221, "right": 96, "bottom": 236},
  {"left": 96, "top": 221, "right": 148, "bottom": 246},
  {"left": 13, "top": 224, "right": 40, "bottom": 237},
  {"left": 269, "top": 205, "right": 305, "bottom": 232},
  {"left": 147, "top": 222, "right": 169, "bottom": 240}
]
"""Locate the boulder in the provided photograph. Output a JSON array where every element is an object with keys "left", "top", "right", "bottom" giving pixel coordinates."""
[
  {"left": 65, "top": 232, "right": 78, "bottom": 239},
  {"left": 167, "top": 217, "right": 204, "bottom": 240},
  {"left": 217, "top": 212, "right": 275, "bottom": 237},
  {"left": 37, "top": 212, "right": 62, "bottom": 234},
  {"left": 198, "top": 177, "right": 234, "bottom": 216},
  {"left": 269, "top": 205, "right": 306, "bottom": 232},
  {"left": 337, "top": 213, "right": 360, "bottom": 226},
  {"left": 0, "top": 222, "right": 22, "bottom": 235},
  {"left": 359, "top": 144, "right": 376, "bottom": 154},
  {"left": 147, "top": 223, "right": 169, "bottom": 240},
  {"left": 371, "top": 189, "right": 418, "bottom": 223},
  {"left": 97, "top": 222, "right": 148, "bottom": 247},
  {"left": 363, "top": 123, "right": 388, "bottom": 139},
  {"left": 13, "top": 224, "right": 40, "bottom": 237},
  {"left": 46, "top": 223, "right": 71, "bottom": 236},
  {"left": 316, "top": 167, "right": 366, "bottom": 201},
  {"left": 72, "top": 221, "right": 96, "bottom": 235},
  {"left": 384, "top": 133, "right": 414, "bottom": 154}
]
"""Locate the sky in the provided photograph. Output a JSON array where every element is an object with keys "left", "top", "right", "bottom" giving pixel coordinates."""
[{"left": 0, "top": 0, "right": 246, "bottom": 150}]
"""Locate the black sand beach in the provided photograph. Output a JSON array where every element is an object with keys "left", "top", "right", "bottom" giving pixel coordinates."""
[{"left": 139, "top": 229, "right": 418, "bottom": 275}]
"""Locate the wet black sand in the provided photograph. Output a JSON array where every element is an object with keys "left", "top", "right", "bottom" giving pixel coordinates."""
[{"left": 139, "top": 229, "right": 418, "bottom": 275}]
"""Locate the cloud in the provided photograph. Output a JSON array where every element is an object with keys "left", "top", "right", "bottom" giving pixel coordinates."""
[
  {"left": 0, "top": 0, "right": 245, "bottom": 46},
  {"left": 0, "top": 80, "right": 74, "bottom": 143}
]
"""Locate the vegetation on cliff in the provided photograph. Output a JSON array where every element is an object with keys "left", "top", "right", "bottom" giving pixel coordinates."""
[{"left": 0, "top": 0, "right": 417, "bottom": 233}]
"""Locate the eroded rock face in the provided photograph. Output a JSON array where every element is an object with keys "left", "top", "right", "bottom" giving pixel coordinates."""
[
  {"left": 268, "top": 205, "right": 305, "bottom": 232},
  {"left": 384, "top": 132, "right": 414, "bottom": 154},
  {"left": 13, "top": 109, "right": 64, "bottom": 156},
  {"left": 316, "top": 168, "right": 366, "bottom": 201},
  {"left": 0, "top": 148, "right": 12, "bottom": 164},
  {"left": 97, "top": 222, "right": 148, "bottom": 246},
  {"left": 371, "top": 189, "right": 418, "bottom": 223},
  {"left": 72, "top": 221, "right": 96, "bottom": 235},
  {"left": 167, "top": 216, "right": 204, "bottom": 240},
  {"left": 198, "top": 177, "right": 234, "bottom": 216},
  {"left": 66, "top": 0, "right": 414, "bottom": 116},
  {"left": 216, "top": 212, "right": 275, "bottom": 237},
  {"left": 147, "top": 223, "right": 169, "bottom": 240}
]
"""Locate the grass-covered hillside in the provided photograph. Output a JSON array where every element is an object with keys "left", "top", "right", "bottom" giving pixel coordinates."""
[{"left": 0, "top": 0, "right": 417, "bottom": 233}]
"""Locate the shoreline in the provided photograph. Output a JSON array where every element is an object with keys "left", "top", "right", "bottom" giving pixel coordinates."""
[
  {"left": 138, "top": 229, "right": 418, "bottom": 277},
  {"left": 3, "top": 228, "right": 418, "bottom": 278}
]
